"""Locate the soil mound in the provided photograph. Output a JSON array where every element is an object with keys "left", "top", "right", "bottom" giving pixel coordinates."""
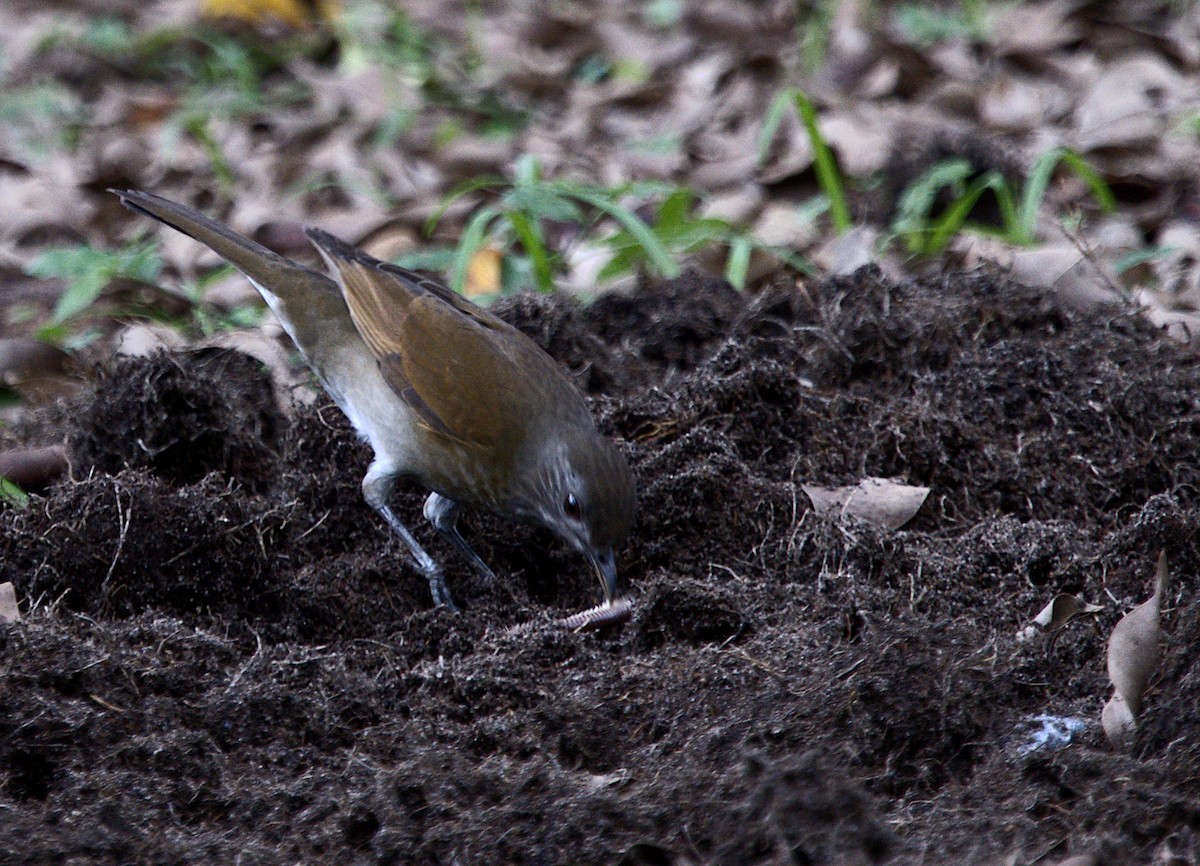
[{"left": 2, "top": 268, "right": 1198, "bottom": 864}]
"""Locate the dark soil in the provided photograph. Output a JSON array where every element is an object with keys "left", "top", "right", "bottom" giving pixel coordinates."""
[{"left": 3, "top": 268, "right": 1199, "bottom": 865}]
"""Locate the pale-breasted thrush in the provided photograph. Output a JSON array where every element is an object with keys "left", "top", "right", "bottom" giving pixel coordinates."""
[{"left": 113, "top": 190, "right": 636, "bottom": 610}]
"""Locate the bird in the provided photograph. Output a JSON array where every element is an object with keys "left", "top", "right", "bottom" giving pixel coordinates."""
[{"left": 111, "top": 190, "right": 636, "bottom": 611}]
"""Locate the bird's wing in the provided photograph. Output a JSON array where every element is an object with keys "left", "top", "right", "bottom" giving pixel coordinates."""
[{"left": 306, "top": 228, "right": 568, "bottom": 450}]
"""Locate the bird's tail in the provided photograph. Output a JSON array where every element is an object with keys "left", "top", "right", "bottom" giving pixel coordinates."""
[{"left": 110, "top": 190, "right": 351, "bottom": 353}]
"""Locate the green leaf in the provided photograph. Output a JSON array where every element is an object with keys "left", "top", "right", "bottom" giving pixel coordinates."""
[
  {"left": 513, "top": 153, "right": 541, "bottom": 186},
  {"left": 792, "top": 90, "right": 851, "bottom": 235},
  {"left": 26, "top": 242, "right": 162, "bottom": 324},
  {"left": 450, "top": 206, "right": 500, "bottom": 292},
  {"left": 893, "top": 159, "right": 974, "bottom": 250},
  {"left": 506, "top": 210, "right": 555, "bottom": 292},
  {"left": 655, "top": 188, "right": 697, "bottom": 233},
  {"left": 758, "top": 89, "right": 793, "bottom": 166},
  {"left": 503, "top": 185, "right": 584, "bottom": 224},
  {"left": 391, "top": 247, "right": 458, "bottom": 273},
  {"left": 568, "top": 189, "right": 680, "bottom": 277},
  {"left": 426, "top": 175, "right": 504, "bottom": 235},
  {"left": 1054, "top": 150, "right": 1115, "bottom": 210},
  {"left": 923, "top": 170, "right": 1011, "bottom": 255},
  {"left": 1114, "top": 246, "right": 1177, "bottom": 275},
  {"left": 725, "top": 236, "right": 752, "bottom": 289},
  {"left": 1016, "top": 147, "right": 1114, "bottom": 245},
  {"left": 0, "top": 478, "right": 29, "bottom": 509}
]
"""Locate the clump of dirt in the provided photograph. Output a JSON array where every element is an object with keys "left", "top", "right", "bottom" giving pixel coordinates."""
[
  {"left": 69, "top": 348, "right": 283, "bottom": 493},
  {"left": 2, "top": 267, "right": 1199, "bottom": 865}
]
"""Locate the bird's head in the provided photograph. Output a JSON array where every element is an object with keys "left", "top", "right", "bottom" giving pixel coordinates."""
[{"left": 526, "top": 429, "right": 636, "bottom": 601}]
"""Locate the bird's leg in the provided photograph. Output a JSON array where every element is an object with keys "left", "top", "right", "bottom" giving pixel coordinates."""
[
  {"left": 362, "top": 465, "right": 457, "bottom": 610},
  {"left": 424, "top": 492, "right": 499, "bottom": 582}
]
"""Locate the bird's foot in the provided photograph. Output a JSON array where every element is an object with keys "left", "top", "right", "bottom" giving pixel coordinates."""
[{"left": 428, "top": 573, "right": 459, "bottom": 612}]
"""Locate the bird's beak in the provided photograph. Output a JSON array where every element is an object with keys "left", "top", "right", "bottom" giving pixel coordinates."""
[{"left": 587, "top": 547, "right": 619, "bottom": 602}]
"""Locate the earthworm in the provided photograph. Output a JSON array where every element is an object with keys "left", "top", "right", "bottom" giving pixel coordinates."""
[{"left": 557, "top": 596, "right": 634, "bottom": 630}]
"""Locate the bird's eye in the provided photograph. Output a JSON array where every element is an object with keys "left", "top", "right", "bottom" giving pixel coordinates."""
[{"left": 563, "top": 493, "right": 582, "bottom": 519}]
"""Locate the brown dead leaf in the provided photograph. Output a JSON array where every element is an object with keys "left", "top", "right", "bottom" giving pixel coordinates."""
[
  {"left": 1135, "top": 289, "right": 1200, "bottom": 343},
  {"left": 0, "top": 444, "right": 67, "bottom": 491},
  {"left": 1008, "top": 246, "right": 1124, "bottom": 313},
  {"left": 201, "top": 0, "right": 336, "bottom": 27},
  {"left": 1102, "top": 692, "right": 1138, "bottom": 752},
  {"left": 464, "top": 247, "right": 503, "bottom": 297},
  {"left": 989, "top": 0, "right": 1083, "bottom": 56},
  {"left": 1152, "top": 222, "right": 1200, "bottom": 309},
  {"left": 0, "top": 338, "right": 76, "bottom": 405},
  {"left": 979, "top": 75, "right": 1048, "bottom": 132},
  {"left": 114, "top": 322, "right": 187, "bottom": 357},
  {"left": 698, "top": 185, "right": 764, "bottom": 225},
  {"left": 1074, "top": 56, "right": 1181, "bottom": 151},
  {"left": 0, "top": 582, "right": 19, "bottom": 623},
  {"left": 1106, "top": 552, "right": 1167, "bottom": 727},
  {"left": 1032, "top": 593, "right": 1103, "bottom": 633},
  {"left": 821, "top": 107, "right": 894, "bottom": 176},
  {"left": 752, "top": 203, "right": 821, "bottom": 251},
  {"left": 802, "top": 477, "right": 930, "bottom": 530},
  {"left": 814, "top": 226, "right": 879, "bottom": 276}
]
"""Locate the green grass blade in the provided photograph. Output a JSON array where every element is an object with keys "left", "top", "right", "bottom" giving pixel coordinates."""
[
  {"left": 757, "top": 89, "right": 793, "bottom": 166},
  {"left": 1114, "top": 245, "right": 1176, "bottom": 275},
  {"left": 1017, "top": 147, "right": 1063, "bottom": 244},
  {"left": 506, "top": 209, "right": 555, "bottom": 292},
  {"left": 567, "top": 188, "right": 681, "bottom": 278},
  {"left": 1017, "top": 147, "right": 1115, "bottom": 245},
  {"left": 0, "top": 478, "right": 29, "bottom": 509},
  {"left": 792, "top": 90, "right": 851, "bottom": 234},
  {"left": 450, "top": 206, "right": 500, "bottom": 292},
  {"left": 893, "top": 159, "right": 973, "bottom": 252},
  {"left": 1058, "top": 149, "right": 1116, "bottom": 212},
  {"left": 725, "top": 236, "right": 752, "bottom": 289},
  {"left": 925, "top": 171, "right": 1007, "bottom": 255},
  {"left": 426, "top": 176, "right": 504, "bottom": 235}
]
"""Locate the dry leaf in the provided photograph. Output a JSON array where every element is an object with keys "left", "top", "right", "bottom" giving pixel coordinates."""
[
  {"left": 1106, "top": 551, "right": 1167, "bottom": 717},
  {"left": 1102, "top": 692, "right": 1138, "bottom": 752},
  {"left": 989, "top": 0, "right": 1083, "bottom": 56},
  {"left": 1008, "top": 246, "right": 1123, "bottom": 313},
  {"left": 201, "top": 0, "right": 335, "bottom": 27},
  {"left": 1135, "top": 289, "right": 1200, "bottom": 343},
  {"left": 0, "top": 582, "right": 19, "bottom": 623},
  {"left": 979, "top": 75, "right": 1046, "bottom": 132},
  {"left": 752, "top": 203, "right": 822, "bottom": 251},
  {"left": 821, "top": 108, "right": 894, "bottom": 176},
  {"left": 114, "top": 322, "right": 187, "bottom": 357},
  {"left": 0, "top": 445, "right": 67, "bottom": 491},
  {"left": 1151, "top": 222, "right": 1200, "bottom": 309},
  {"left": 464, "top": 248, "right": 503, "bottom": 297},
  {"left": 814, "top": 226, "right": 879, "bottom": 276},
  {"left": 1102, "top": 553, "right": 1168, "bottom": 751},
  {"left": 1033, "top": 593, "right": 1103, "bottom": 633},
  {"left": 1074, "top": 56, "right": 1180, "bottom": 151},
  {"left": 802, "top": 477, "right": 930, "bottom": 530}
]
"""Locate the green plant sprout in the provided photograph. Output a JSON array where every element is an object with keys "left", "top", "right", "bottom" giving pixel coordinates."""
[
  {"left": 0, "top": 83, "right": 86, "bottom": 161},
  {"left": 25, "top": 241, "right": 163, "bottom": 330},
  {"left": 892, "top": 147, "right": 1115, "bottom": 255},
  {"left": 892, "top": 0, "right": 990, "bottom": 46},
  {"left": 759, "top": 89, "right": 852, "bottom": 235},
  {"left": 0, "top": 478, "right": 29, "bottom": 509},
  {"left": 430, "top": 156, "right": 808, "bottom": 294}
]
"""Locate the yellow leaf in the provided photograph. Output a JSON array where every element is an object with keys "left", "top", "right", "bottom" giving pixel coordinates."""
[
  {"left": 464, "top": 247, "right": 503, "bottom": 298},
  {"left": 201, "top": 0, "right": 338, "bottom": 27}
]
